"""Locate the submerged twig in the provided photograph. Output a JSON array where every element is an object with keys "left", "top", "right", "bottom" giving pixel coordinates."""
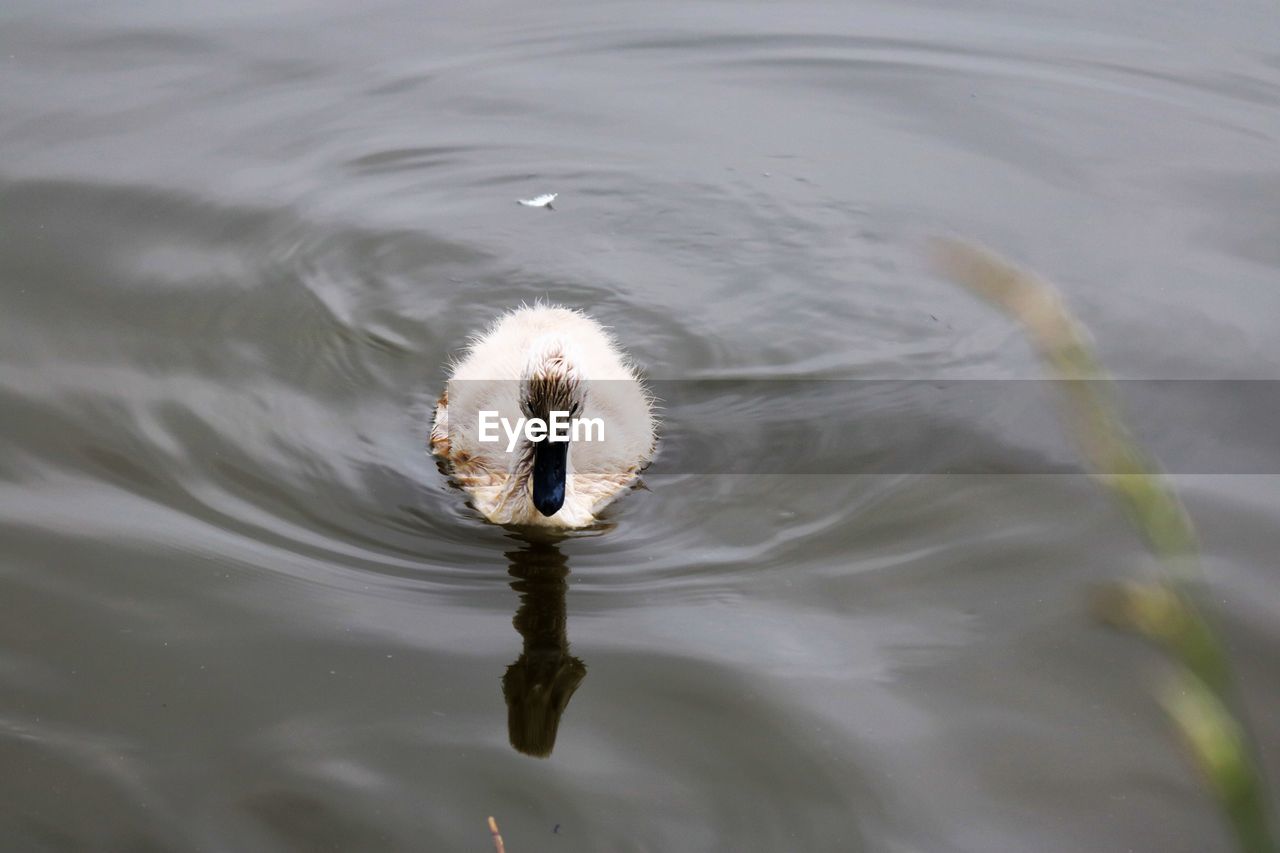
[
  {"left": 488, "top": 816, "right": 507, "bottom": 853},
  {"left": 932, "top": 237, "right": 1276, "bottom": 853}
]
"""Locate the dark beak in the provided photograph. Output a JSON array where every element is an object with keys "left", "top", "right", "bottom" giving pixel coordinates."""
[{"left": 531, "top": 439, "right": 567, "bottom": 517}]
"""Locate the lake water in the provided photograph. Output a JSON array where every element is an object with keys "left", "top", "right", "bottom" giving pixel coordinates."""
[{"left": 2, "top": 1, "right": 1278, "bottom": 850}]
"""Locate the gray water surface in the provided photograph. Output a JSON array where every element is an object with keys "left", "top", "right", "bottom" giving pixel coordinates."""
[{"left": 2, "top": 1, "right": 1279, "bottom": 851}]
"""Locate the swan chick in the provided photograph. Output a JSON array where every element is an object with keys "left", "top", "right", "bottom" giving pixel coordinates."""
[{"left": 431, "top": 306, "right": 655, "bottom": 528}]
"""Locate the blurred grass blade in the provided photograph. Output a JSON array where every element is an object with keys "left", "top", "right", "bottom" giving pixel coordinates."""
[
  {"left": 1164, "top": 672, "right": 1276, "bottom": 853},
  {"left": 932, "top": 237, "right": 1276, "bottom": 853},
  {"left": 930, "top": 238, "right": 1197, "bottom": 560},
  {"left": 1090, "top": 580, "right": 1228, "bottom": 694}
]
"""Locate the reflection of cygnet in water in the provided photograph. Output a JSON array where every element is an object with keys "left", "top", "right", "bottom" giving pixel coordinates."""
[{"left": 502, "top": 539, "right": 587, "bottom": 757}]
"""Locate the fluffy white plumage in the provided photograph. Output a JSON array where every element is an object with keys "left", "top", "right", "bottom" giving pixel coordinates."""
[{"left": 431, "top": 305, "right": 655, "bottom": 528}]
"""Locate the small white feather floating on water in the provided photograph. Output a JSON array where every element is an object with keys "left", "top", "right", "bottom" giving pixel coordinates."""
[{"left": 517, "top": 193, "right": 557, "bottom": 209}]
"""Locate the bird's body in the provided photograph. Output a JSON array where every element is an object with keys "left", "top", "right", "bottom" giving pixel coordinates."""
[{"left": 431, "top": 306, "right": 655, "bottom": 528}]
